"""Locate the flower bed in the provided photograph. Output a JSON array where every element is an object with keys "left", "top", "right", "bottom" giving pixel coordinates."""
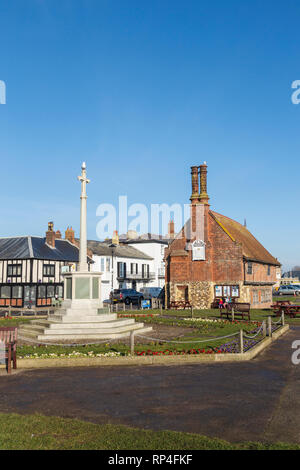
[{"left": 18, "top": 351, "right": 122, "bottom": 359}]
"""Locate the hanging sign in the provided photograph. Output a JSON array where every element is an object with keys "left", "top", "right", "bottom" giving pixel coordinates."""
[{"left": 192, "top": 240, "right": 206, "bottom": 261}]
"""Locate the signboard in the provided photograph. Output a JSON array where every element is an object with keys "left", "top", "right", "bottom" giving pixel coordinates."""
[
  {"left": 61, "top": 266, "right": 70, "bottom": 274},
  {"left": 141, "top": 300, "right": 151, "bottom": 310},
  {"left": 192, "top": 240, "right": 206, "bottom": 261},
  {"left": 0, "top": 341, "right": 5, "bottom": 365}
]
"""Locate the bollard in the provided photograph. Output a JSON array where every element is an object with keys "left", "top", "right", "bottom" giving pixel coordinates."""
[
  {"left": 239, "top": 329, "right": 244, "bottom": 354},
  {"left": 130, "top": 331, "right": 135, "bottom": 356},
  {"left": 268, "top": 316, "right": 272, "bottom": 338}
]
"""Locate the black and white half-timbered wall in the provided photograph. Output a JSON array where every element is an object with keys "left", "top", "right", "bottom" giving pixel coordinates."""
[{"left": 0, "top": 229, "right": 89, "bottom": 307}]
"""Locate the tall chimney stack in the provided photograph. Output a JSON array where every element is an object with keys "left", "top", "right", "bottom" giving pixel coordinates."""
[
  {"left": 199, "top": 162, "right": 210, "bottom": 205},
  {"left": 46, "top": 221, "right": 56, "bottom": 248},
  {"left": 168, "top": 220, "right": 175, "bottom": 239},
  {"left": 65, "top": 226, "right": 75, "bottom": 244},
  {"left": 190, "top": 166, "right": 200, "bottom": 204}
]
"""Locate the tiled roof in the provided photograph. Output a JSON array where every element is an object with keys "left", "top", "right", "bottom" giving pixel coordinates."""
[
  {"left": 0, "top": 236, "right": 82, "bottom": 262},
  {"left": 87, "top": 240, "right": 153, "bottom": 260},
  {"left": 210, "top": 211, "right": 280, "bottom": 266}
]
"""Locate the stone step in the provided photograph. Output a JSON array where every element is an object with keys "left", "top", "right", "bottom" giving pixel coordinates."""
[
  {"left": 37, "top": 326, "right": 153, "bottom": 341},
  {"left": 50, "top": 313, "right": 117, "bottom": 323},
  {"left": 18, "top": 328, "right": 39, "bottom": 339},
  {"left": 31, "top": 318, "right": 137, "bottom": 329},
  {"left": 37, "top": 322, "right": 145, "bottom": 336}
]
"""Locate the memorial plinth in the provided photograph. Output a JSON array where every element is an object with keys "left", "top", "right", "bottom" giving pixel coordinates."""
[{"left": 19, "top": 162, "right": 152, "bottom": 342}]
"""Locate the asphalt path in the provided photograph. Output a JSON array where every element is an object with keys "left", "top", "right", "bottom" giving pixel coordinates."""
[{"left": 0, "top": 326, "right": 299, "bottom": 444}]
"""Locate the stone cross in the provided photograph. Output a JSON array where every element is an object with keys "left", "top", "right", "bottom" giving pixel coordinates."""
[{"left": 78, "top": 162, "right": 90, "bottom": 272}]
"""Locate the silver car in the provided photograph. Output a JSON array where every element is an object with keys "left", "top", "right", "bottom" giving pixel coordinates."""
[{"left": 277, "top": 285, "right": 300, "bottom": 296}]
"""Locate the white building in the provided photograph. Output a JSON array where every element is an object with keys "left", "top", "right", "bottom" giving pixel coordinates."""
[
  {"left": 121, "top": 232, "right": 170, "bottom": 289},
  {"left": 88, "top": 240, "right": 154, "bottom": 302}
]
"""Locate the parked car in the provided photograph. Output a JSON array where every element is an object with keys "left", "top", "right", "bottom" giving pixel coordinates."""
[
  {"left": 140, "top": 287, "right": 162, "bottom": 300},
  {"left": 277, "top": 285, "right": 300, "bottom": 296},
  {"left": 109, "top": 289, "right": 144, "bottom": 305}
]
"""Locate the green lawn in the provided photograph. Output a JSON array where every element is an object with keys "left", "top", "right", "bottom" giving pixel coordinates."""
[
  {"left": 1, "top": 296, "right": 293, "bottom": 357},
  {"left": 0, "top": 413, "right": 298, "bottom": 450}
]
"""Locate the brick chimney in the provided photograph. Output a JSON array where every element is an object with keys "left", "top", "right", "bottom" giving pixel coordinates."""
[
  {"left": 46, "top": 222, "right": 56, "bottom": 248},
  {"left": 199, "top": 162, "right": 210, "bottom": 205},
  {"left": 55, "top": 230, "right": 62, "bottom": 239},
  {"left": 190, "top": 166, "right": 200, "bottom": 205},
  {"left": 65, "top": 226, "right": 75, "bottom": 244},
  {"left": 168, "top": 220, "right": 175, "bottom": 239}
]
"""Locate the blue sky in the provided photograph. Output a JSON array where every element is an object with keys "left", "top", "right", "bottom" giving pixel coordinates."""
[{"left": 0, "top": 0, "right": 300, "bottom": 271}]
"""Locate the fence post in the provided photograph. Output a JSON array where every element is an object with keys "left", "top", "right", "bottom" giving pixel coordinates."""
[
  {"left": 160, "top": 303, "right": 163, "bottom": 315},
  {"left": 130, "top": 302, "right": 133, "bottom": 311},
  {"left": 231, "top": 307, "right": 235, "bottom": 322},
  {"left": 8, "top": 305, "right": 11, "bottom": 318},
  {"left": 123, "top": 302, "right": 125, "bottom": 311},
  {"left": 268, "top": 316, "right": 272, "bottom": 338},
  {"left": 130, "top": 331, "right": 135, "bottom": 356},
  {"left": 281, "top": 312, "right": 285, "bottom": 326},
  {"left": 262, "top": 320, "right": 266, "bottom": 338},
  {"left": 239, "top": 329, "right": 244, "bottom": 354}
]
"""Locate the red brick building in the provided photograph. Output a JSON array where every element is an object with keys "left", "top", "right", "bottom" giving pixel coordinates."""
[{"left": 165, "top": 164, "right": 280, "bottom": 309}]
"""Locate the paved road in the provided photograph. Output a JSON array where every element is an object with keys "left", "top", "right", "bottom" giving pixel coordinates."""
[{"left": 0, "top": 327, "right": 299, "bottom": 444}]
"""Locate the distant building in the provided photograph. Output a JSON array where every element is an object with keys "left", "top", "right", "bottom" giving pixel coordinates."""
[
  {"left": 88, "top": 235, "right": 154, "bottom": 302},
  {"left": 165, "top": 164, "right": 281, "bottom": 309},
  {"left": 119, "top": 228, "right": 172, "bottom": 289}
]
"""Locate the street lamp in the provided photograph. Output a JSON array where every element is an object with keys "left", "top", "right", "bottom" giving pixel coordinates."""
[{"left": 109, "top": 243, "right": 117, "bottom": 299}]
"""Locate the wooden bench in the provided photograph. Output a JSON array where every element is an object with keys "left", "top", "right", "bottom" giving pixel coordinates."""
[
  {"left": 170, "top": 300, "right": 192, "bottom": 310},
  {"left": 271, "top": 301, "right": 292, "bottom": 316},
  {"left": 221, "top": 303, "right": 251, "bottom": 321},
  {"left": 0, "top": 327, "right": 17, "bottom": 374}
]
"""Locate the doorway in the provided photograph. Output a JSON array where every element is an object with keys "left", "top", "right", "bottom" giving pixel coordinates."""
[{"left": 24, "top": 285, "right": 36, "bottom": 308}]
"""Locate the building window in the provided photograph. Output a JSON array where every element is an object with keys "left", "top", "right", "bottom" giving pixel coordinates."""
[
  {"left": 214, "top": 285, "right": 240, "bottom": 298},
  {"left": 267, "top": 265, "right": 271, "bottom": 276},
  {"left": 43, "top": 264, "right": 55, "bottom": 277},
  {"left": 247, "top": 262, "right": 253, "bottom": 275},
  {"left": 100, "top": 258, "right": 105, "bottom": 272},
  {"left": 0, "top": 286, "right": 11, "bottom": 298},
  {"left": 117, "top": 262, "right": 126, "bottom": 279},
  {"left": 12, "top": 286, "right": 22, "bottom": 299},
  {"left": 142, "top": 264, "right": 150, "bottom": 279},
  {"left": 38, "top": 285, "right": 46, "bottom": 298},
  {"left": 106, "top": 257, "right": 111, "bottom": 272},
  {"left": 7, "top": 264, "right": 22, "bottom": 277},
  {"left": 131, "top": 263, "right": 138, "bottom": 275}
]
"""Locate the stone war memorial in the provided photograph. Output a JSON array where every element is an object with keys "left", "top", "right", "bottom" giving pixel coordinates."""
[{"left": 19, "top": 163, "right": 152, "bottom": 342}]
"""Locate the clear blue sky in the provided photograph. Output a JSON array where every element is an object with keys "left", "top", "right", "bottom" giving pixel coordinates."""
[{"left": 0, "top": 0, "right": 299, "bottom": 271}]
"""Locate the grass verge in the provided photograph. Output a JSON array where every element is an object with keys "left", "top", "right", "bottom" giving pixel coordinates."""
[{"left": 0, "top": 413, "right": 298, "bottom": 450}]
